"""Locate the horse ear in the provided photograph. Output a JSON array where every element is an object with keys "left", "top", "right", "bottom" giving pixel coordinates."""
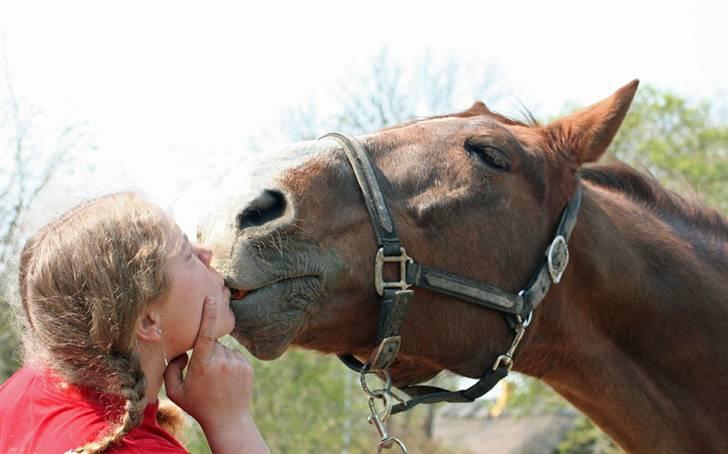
[
  {"left": 546, "top": 80, "right": 639, "bottom": 164},
  {"left": 468, "top": 101, "right": 488, "bottom": 112},
  {"left": 461, "top": 101, "right": 490, "bottom": 117}
]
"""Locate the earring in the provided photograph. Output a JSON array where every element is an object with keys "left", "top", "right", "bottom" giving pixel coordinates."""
[{"left": 156, "top": 327, "right": 168, "bottom": 366}]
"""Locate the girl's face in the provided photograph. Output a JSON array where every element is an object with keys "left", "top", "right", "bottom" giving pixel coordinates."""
[{"left": 157, "top": 225, "right": 235, "bottom": 358}]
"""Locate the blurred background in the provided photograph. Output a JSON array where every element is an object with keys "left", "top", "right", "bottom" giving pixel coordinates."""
[{"left": 1, "top": 1, "right": 726, "bottom": 452}]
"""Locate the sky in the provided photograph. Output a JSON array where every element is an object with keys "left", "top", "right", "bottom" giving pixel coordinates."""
[{"left": 1, "top": 0, "right": 727, "bottom": 233}]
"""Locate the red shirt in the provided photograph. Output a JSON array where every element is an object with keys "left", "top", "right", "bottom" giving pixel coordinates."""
[{"left": 0, "top": 365, "right": 188, "bottom": 453}]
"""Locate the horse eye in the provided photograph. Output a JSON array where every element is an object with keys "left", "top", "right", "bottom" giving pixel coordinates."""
[{"left": 464, "top": 139, "right": 511, "bottom": 172}]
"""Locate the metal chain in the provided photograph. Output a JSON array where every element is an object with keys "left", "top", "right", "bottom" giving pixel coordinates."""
[{"left": 360, "top": 368, "right": 408, "bottom": 453}]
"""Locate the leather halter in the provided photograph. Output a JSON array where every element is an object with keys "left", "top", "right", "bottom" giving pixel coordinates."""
[{"left": 321, "top": 132, "right": 583, "bottom": 414}]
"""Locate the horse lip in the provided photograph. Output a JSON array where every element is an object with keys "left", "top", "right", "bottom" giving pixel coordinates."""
[
  {"left": 226, "top": 274, "right": 321, "bottom": 300},
  {"left": 229, "top": 287, "right": 248, "bottom": 300}
]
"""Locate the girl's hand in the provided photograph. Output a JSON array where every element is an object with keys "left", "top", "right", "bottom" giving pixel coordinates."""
[{"left": 164, "top": 297, "right": 267, "bottom": 454}]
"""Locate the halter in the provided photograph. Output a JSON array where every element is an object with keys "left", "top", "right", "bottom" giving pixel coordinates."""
[{"left": 321, "top": 132, "right": 583, "bottom": 415}]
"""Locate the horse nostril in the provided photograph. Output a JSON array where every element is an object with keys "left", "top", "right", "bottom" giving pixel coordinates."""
[{"left": 237, "top": 189, "right": 288, "bottom": 230}]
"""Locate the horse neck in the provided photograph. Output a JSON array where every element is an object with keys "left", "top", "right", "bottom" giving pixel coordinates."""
[{"left": 516, "top": 183, "right": 728, "bottom": 453}]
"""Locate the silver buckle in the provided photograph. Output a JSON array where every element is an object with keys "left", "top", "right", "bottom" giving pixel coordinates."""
[
  {"left": 367, "top": 336, "right": 402, "bottom": 371},
  {"left": 374, "top": 247, "right": 413, "bottom": 296},
  {"left": 546, "top": 235, "right": 569, "bottom": 284}
]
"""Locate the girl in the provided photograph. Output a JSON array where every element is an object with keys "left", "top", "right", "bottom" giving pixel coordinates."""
[{"left": 0, "top": 192, "right": 268, "bottom": 453}]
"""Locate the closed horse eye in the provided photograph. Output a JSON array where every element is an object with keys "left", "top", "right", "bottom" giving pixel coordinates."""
[{"left": 464, "top": 138, "right": 511, "bottom": 172}]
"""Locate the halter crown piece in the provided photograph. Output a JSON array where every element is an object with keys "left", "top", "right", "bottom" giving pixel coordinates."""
[{"left": 321, "top": 132, "right": 583, "bottom": 415}]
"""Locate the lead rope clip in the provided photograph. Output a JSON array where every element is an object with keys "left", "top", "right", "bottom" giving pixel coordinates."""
[{"left": 360, "top": 367, "right": 408, "bottom": 453}]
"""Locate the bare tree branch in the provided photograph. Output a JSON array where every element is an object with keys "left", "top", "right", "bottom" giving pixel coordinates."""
[
  {"left": 0, "top": 49, "right": 82, "bottom": 273},
  {"left": 282, "top": 48, "right": 503, "bottom": 142}
]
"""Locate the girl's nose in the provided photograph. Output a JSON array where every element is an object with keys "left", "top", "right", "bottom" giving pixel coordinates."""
[{"left": 195, "top": 245, "right": 213, "bottom": 267}]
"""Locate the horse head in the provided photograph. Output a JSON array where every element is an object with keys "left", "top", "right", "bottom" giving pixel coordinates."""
[{"left": 199, "top": 81, "right": 638, "bottom": 386}]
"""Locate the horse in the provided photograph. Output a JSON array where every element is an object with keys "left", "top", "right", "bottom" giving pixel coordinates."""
[{"left": 199, "top": 81, "right": 728, "bottom": 453}]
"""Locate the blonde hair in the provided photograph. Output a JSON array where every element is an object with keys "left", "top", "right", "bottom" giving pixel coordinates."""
[{"left": 18, "top": 192, "right": 180, "bottom": 453}]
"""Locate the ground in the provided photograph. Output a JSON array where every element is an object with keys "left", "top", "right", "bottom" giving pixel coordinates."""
[{"left": 433, "top": 402, "right": 576, "bottom": 453}]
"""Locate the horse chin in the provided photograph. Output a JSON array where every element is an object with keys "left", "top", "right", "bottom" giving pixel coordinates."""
[
  {"left": 232, "top": 331, "right": 293, "bottom": 360},
  {"left": 228, "top": 276, "right": 322, "bottom": 360}
]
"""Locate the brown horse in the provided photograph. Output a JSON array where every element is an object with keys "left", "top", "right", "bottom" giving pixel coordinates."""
[{"left": 200, "top": 81, "right": 728, "bottom": 453}]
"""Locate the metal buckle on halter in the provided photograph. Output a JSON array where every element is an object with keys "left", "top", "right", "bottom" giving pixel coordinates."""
[
  {"left": 374, "top": 247, "right": 413, "bottom": 296},
  {"left": 546, "top": 235, "right": 569, "bottom": 284},
  {"left": 367, "top": 336, "right": 402, "bottom": 371}
]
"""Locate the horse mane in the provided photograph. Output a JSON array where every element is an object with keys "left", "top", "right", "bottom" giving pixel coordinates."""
[{"left": 579, "top": 162, "right": 728, "bottom": 240}]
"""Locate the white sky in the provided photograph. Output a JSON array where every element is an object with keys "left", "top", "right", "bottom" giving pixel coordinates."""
[{"left": 2, "top": 0, "right": 727, "bottom": 233}]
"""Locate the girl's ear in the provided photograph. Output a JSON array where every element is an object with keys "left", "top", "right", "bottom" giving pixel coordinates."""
[{"left": 136, "top": 310, "right": 163, "bottom": 343}]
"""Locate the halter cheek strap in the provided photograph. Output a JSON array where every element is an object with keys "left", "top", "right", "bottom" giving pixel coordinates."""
[{"left": 321, "top": 132, "right": 582, "bottom": 414}]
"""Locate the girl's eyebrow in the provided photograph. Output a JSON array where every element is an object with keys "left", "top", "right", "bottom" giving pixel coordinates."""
[{"left": 181, "top": 234, "right": 192, "bottom": 254}]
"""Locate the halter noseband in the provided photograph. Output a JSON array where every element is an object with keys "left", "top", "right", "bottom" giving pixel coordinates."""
[{"left": 321, "top": 132, "right": 582, "bottom": 414}]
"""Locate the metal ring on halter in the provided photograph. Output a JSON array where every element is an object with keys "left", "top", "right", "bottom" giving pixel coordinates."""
[
  {"left": 368, "top": 393, "right": 393, "bottom": 422},
  {"left": 516, "top": 290, "right": 533, "bottom": 328},
  {"left": 523, "top": 311, "right": 533, "bottom": 328},
  {"left": 378, "top": 436, "right": 408, "bottom": 454},
  {"left": 360, "top": 366, "right": 392, "bottom": 398}
]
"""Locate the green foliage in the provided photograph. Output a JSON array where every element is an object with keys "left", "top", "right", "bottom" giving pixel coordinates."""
[
  {"left": 247, "top": 349, "right": 370, "bottom": 452},
  {"left": 182, "top": 345, "right": 452, "bottom": 453},
  {"left": 502, "top": 375, "right": 567, "bottom": 417},
  {"left": 179, "top": 348, "right": 373, "bottom": 453},
  {"left": 557, "top": 415, "right": 620, "bottom": 454},
  {"left": 0, "top": 266, "right": 22, "bottom": 381},
  {"left": 0, "top": 295, "right": 22, "bottom": 381},
  {"left": 610, "top": 85, "right": 728, "bottom": 214},
  {"left": 503, "top": 375, "right": 620, "bottom": 451}
]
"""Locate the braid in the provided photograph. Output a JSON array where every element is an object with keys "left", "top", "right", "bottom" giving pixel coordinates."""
[
  {"left": 16, "top": 193, "right": 179, "bottom": 452},
  {"left": 74, "top": 353, "right": 148, "bottom": 453}
]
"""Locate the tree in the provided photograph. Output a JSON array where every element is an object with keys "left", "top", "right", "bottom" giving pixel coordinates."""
[
  {"left": 610, "top": 85, "right": 728, "bottom": 214},
  {"left": 281, "top": 48, "right": 503, "bottom": 139},
  {"left": 0, "top": 52, "right": 87, "bottom": 380}
]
